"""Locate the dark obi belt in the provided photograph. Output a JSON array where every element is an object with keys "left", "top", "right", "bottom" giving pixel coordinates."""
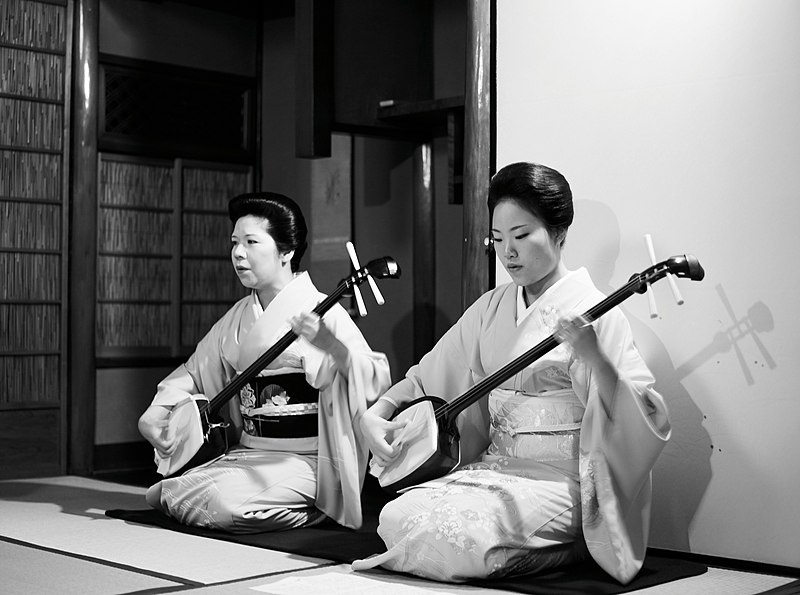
[{"left": 239, "top": 373, "right": 319, "bottom": 439}]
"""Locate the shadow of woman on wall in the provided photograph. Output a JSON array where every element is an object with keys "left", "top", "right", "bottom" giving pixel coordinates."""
[{"left": 565, "top": 199, "right": 713, "bottom": 551}]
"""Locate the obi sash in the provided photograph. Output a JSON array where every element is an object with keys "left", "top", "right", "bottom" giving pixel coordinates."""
[
  {"left": 486, "top": 387, "right": 584, "bottom": 469},
  {"left": 239, "top": 373, "right": 319, "bottom": 443}
]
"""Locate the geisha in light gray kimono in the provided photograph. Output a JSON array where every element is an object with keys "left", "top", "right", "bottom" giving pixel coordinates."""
[
  {"left": 138, "top": 192, "right": 391, "bottom": 533},
  {"left": 353, "top": 163, "right": 670, "bottom": 584}
]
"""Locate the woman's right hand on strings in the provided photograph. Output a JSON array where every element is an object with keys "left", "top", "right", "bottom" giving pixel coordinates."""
[
  {"left": 359, "top": 403, "right": 408, "bottom": 467},
  {"left": 138, "top": 405, "right": 177, "bottom": 459}
]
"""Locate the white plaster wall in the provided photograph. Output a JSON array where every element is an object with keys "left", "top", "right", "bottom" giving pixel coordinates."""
[{"left": 496, "top": 0, "right": 800, "bottom": 567}]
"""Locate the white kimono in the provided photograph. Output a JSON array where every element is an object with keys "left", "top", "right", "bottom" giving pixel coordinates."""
[
  {"left": 353, "top": 269, "right": 670, "bottom": 583},
  {"left": 146, "top": 272, "right": 391, "bottom": 532}
]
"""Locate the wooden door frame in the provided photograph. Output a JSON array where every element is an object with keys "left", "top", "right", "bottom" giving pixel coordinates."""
[
  {"left": 70, "top": 0, "right": 99, "bottom": 475},
  {"left": 462, "top": 0, "right": 495, "bottom": 310},
  {"left": 67, "top": 0, "right": 494, "bottom": 475}
]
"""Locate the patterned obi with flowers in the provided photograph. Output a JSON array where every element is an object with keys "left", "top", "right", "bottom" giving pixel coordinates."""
[
  {"left": 486, "top": 387, "right": 585, "bottom": 465},
  {"left": 238, "top": 373, "right": 319, "bottom": 449}
]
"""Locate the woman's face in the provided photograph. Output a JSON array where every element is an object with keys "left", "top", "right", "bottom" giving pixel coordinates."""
[
  {"left": 491, "top": 199, "right": 565, "bottom": 298},
  {"left": 230, "top": 215, "right": 292, "bottom": 292}
]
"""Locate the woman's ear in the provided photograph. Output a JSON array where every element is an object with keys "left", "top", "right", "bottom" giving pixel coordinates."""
[
  {"left": 282, "top": 249, "right": 295, "bottom": 264},
  {"left": 556, "top": 229, "right": 568, "bottom": 249}
]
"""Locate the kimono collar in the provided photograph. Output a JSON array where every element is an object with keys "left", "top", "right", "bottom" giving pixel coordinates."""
[
  {"left": 515, "top": 268, "right": 593, "bottom": 326},
  {"left": 237, "top": 271, "right": 322, "bottom": 371},
  {"left": 251, "top": 271, "right": 316, "bottom": 316}
]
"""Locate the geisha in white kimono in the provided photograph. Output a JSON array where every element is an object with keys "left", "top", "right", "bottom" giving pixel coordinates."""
[
  {"left": 144, "top": 271, "right": 391, "bottom": 533},
  {"left": 353, "top": 268, "right": 670, "bottom": 583},
  {"left": 354, "top": 159, "right": 672, "bottom": 584}
]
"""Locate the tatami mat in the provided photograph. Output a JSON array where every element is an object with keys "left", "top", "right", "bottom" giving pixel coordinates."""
[
  {"left": 186, "top": 564, "right": 537, "bottom": 594},
  {"left": 0, "top": 539, "right": 184, "bottom": 595},
  {"left": 0, "top": 476, "right": 327, "bottom": 585},
  {"left": 0, "top": 476, "right": 796, "bottom": 595},
  {"left": 625, "top": 567, "right": 797, "bottom": 595}
]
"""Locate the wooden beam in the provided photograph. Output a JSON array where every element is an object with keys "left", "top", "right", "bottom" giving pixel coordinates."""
[
  {"left": 447, "top": 108, "right": 464, "bottom": 204},
  {"left": 254, "top": 2, "right": 263, "bottom": 190},
  {"left": 69, "top": 0, "right": 99, "bottom": 475},
  {"left": 461, "top": 0, "right": 493, "bottom": 311},
  {"left": 413, "top": 143, "right": 435, "bottom": 361},
  {"left": 61, "top": 0, "right": 76, "bottom": 475},
  {"left": 295, "top": 0, "right": 333, "bottom": 158}
]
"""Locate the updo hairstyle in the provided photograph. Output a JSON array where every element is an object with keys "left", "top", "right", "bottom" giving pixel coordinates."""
[
  {"left": 487, "top": 162, "right": 574, "bottom": 247},
  {"left": 228, "top": 192, "right": 308, "bottom": 272}
]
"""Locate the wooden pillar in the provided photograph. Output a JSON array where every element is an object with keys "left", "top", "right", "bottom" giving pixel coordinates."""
[
  {"left": 69, "top": 0, "right": 99, "bottom": 475},
  {"left": 413, "top": 142, "right": 435, "bottom": 361},
  {"left": 461, "top": 0, "right": 493, "bottom": 311},
  {"left": 254, "top": 4, "right": 264, "bottom": 190},
  {"left": 295, "top": 0, "right": 333, "bottom": 158}
]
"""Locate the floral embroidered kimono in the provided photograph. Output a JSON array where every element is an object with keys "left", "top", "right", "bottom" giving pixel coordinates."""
[
  {"left": 145, "top": 272, "right": 391, "bottom": 532},
  {"left": 352, "top": 268, "right": 670, "bottom": 583}
]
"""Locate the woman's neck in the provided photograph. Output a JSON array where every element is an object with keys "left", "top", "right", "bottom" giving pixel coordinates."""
[
  {"left": 522, "top": 262, "right": 568, "bottom": 306},
  {"left": 256, "top": 270, "right": 296, "bottom": 308}
]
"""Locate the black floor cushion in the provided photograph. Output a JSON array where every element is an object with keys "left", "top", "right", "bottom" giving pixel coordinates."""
[{"left": 106, "top": 478, "right": 706, "bottom": 595}]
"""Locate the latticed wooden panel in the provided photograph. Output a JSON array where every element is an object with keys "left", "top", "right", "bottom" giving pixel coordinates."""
[
  {"left": 101, "top": 62, "right": 254, "bottom": 161},
  {"left": 103, "top": 70, "right": 147, "bottom": 137}
]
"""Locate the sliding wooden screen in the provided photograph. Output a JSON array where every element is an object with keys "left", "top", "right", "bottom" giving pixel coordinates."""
[{"left": 0, "top": 0, "right": 73, "bottom": 478}]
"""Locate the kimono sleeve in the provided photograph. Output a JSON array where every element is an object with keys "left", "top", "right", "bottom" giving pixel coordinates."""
[
  {"left": 384, "top": 291, "right": 494, "bottom": 405},
  {"left": 307, "top": 302, "right": 393, "bottom": 529},
  {"left": 572, "top": 307, "right": 671, "bottom": 584},
  {"left": 381, "top": 290, "right": 496, "bottom": 463},
  {"left": 301, "top": 302, "right": 391, "bottom": 406}
]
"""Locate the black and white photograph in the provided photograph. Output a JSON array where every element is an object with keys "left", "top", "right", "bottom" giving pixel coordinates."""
[{"left": 1, "top": 1, "right": 798, "bottom": 593}]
